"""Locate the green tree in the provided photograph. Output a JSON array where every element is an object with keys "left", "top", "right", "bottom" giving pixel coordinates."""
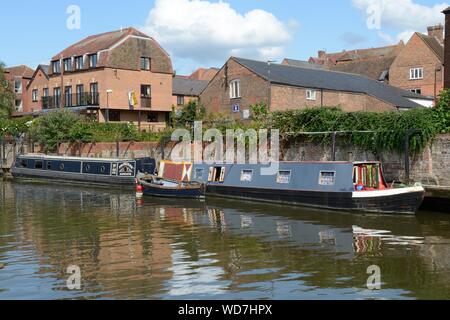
[
  {"left": 0, "top": 61, "right": 14, "bottom": 118},
  {"left": 29, "top": 109, "right": 81, "bottom": 152},
  {"left": 171, "top": 100, "right": 206, "bottom": 127}
]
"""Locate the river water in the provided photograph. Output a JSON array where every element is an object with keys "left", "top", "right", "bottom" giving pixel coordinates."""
[{"left": 0, "top": 181, "right": 449, "bottom": 300}]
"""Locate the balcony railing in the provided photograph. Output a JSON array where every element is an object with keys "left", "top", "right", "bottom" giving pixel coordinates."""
[
  {"left": 42, "top": 93, "right": 100, "bottom": 110},
  {"left": 141, "top": 96, "right": 152, "bottom": 108}
]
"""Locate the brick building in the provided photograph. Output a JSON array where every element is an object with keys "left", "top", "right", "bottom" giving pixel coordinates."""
[
  {"left": 189, "top": 67, "right": 219, "bottom": 81},
  {"left": 25, "top": 65, "right": 49, "bottom": 114},
  {"left": 40, "top": 27, "right": 174, "bottom": 130},
  {"left": 172, "top": 76, "right": 208, "bottom": 107},
  {"left": 200, "top": 57, "right": 433, "bottom": 117},
  {"left": 389, "top": 25, "right": 444, "bottom": 99},
  {"left": 4, "top": 65, "right": 34, "bottom": 113}
]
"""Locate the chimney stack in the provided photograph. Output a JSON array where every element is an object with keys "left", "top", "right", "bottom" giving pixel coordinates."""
[
  {"left": 427, "top": 24, "right": 444, "bottom": 44},
  {"left": 443, "top": 8, "right": 450, "bottom": 89},
  {"left": 318, "top": 50, "right": 326, "bottom": 59}
]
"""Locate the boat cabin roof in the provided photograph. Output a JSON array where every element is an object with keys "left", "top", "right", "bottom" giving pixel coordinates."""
[{"left": 18, "top": 154, "right": 138, "bottom": 162}]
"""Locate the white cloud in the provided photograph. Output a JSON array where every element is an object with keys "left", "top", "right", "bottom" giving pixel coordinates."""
[
  {"left": 352, "top": 0, "right": 448, "bottom": 43},
  {"left": 141, "top": 0, "right": 296, "bottom": 71}
]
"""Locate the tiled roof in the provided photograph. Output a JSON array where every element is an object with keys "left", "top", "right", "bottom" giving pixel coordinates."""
[
  {"left": 189, "top": 68, "right": 219, "bottom": 81},
  {"left": 173, "top": 76, "right": 209, "bottom": 96},
  {"left": 232, "top": 57, "right": 431, "bottom": 109},
  {"left": 416, "top": 32, "right": 444, "bottom": 62},
  {"left": 51, "top": 27, "right": 150, "bottom": 60},
  {"left": 282, "top": 59, "right": 325, "bottom": 70},
  {"left": 316, "top": 43, "right": 403, "bottom": 65},
  {"left": 326, "top": 55, "right": 396, "bottom": 81},
  {"left": 5, "top": 65, "right": 34, "bottom": 78}
]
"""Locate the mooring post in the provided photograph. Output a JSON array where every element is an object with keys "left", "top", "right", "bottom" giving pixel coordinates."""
[{"left": 331, "top": 132, "right": 337, "bottom": 161}]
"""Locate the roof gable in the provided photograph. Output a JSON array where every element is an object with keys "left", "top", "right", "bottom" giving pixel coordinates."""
[
  {"left": 173, "top": 76, "right": 209, "bottom": 96},
  {"left": 415, "top": 32, "right": 444, "bottom": 63}
]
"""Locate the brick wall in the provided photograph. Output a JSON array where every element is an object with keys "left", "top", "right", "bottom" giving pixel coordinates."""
[
  {"left": 26, "top": 69, "right": 49, "bottom": 113},
  {"left": 200, "top": 58, "right": 398, "bottom": 116},
  {"left": 200, "top": 58, "right": 269, "bottom": 115},
  {"left": 271, "top": 85, "right": 396, "bottom": 112},
  {"left": 390, "top": 33, "right": 444, "bottom": 98}
]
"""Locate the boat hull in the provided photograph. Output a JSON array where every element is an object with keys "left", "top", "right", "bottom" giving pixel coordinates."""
[
  {"left": 205, "top": 185, "right": 425, "bottom": 215},
  {"left": 11, "top": 167, "right": 136, "bottom": 186},
  {"left": 142, "top": 185, "right": 204, "bottom": 199}
]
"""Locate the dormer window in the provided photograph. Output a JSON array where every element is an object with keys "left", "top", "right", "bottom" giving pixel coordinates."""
[
  {"left": 89, "top": 54, "right": 98, "bottom": 68},
  {"left": 229, "top": 79, "right": 241, "bottom": 99},
  {"left": 63, "top": 58, "right": 72, "bottom": 72},
  {"left": 75, "top": 56, "right": 84, "bottom": 70},
  {"left": 141, "top": 57, "right": 151, "bottom": 70},
  {"left": 52, "top": 60, "right": 61, "bottom": 74}
]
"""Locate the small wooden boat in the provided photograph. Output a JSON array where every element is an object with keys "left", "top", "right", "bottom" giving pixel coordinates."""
[{"left": 137, "top": 174, "right": 205, "bottom": 199}]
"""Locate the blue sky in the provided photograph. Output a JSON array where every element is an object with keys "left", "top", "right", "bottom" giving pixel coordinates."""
[{"left": 0, "top": 0, "right": 448, "bottom": 74}]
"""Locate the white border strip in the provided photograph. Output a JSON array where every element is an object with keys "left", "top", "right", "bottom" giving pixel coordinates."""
[{"left": 352, "top": 186, "right": 424, "bottom": 198}]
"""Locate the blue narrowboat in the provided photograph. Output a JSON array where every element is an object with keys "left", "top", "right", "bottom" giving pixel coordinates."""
[
  {"left": 180, "top": 161, "right": 425, "bottom": 215},
  {"left": 136, "top": 174, "right": 205, "bottom": 199},
  {"left": 11, "top": 154, "right": 155, "bottom": 187}
]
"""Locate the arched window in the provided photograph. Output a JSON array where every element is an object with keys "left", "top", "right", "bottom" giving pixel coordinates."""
[{"left": 229, "top": 79, "right": 241, "bottom": 99}]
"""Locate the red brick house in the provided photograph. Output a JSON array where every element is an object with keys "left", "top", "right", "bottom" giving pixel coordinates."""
[
  {"left": 389, "top": 25, "right": 444, "bottom": 99},
  {"left": 43, "top": 27, "right": 174, "bottom": 130},
  {"left": 24, "top": 64, "right": 49, "bottom": 114},
  {"left": 4, "top": 65, "right": 34, "bottom": 113},
  {"left": 200, "top": 57, "right": 433, "bottom": 117}
]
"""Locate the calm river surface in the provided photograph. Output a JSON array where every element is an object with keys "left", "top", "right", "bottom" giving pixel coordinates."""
[{"left": 0, "top": 180, "right": 450, "bottom": 300}]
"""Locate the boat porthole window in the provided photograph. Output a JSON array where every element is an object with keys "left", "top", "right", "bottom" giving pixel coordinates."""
[
  {"left": 319, "top": 171, "right": 336, "bottom": 186},
  {"left": 100, "top": 165, "right": 106, "bottom": 173},
  {"left": 276, "top": 171, "right": 291, "bottom": 184},
  {"left": 241, "top": 170, "right": 253, "bottom": 182},
  {"left": 85, "top": 164, "right": 91, "bottom": 172},
  {"left": 35, "top": 161, "right": 43, "bottom": 169},
  {"left": 60, "top": 163, "right": 65, "bottom": 171},
  {"left": 20, "top": 160, "right": 27, "bottom": 168},
  {"left": 194, "top": 168, "right": 204, "bottom": 180},
  {"left": 47, "top": 161, "right": 52, "bottom": 170}
]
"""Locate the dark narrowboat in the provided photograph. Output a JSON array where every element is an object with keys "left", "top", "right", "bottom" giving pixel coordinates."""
[
  {"left": 11, "top": 154, "right": 155, "bottom": 187},
  {"left": 159, "top": 161, "right": 425, "bottom": 215}
]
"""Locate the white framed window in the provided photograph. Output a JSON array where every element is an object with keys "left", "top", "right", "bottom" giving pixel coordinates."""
[
  {"left": 319, "top": 171, "right": 336, "bottom": 186},
  {"left": 306, "top": 89, "right": 317, "bottom": 101},
  {"left": 89, "top": 53, "right": 98, "bottom": 68},
  {"left": 229, "top": 79, "right": 241, "bottom": 99},
  {"left": 15, "top": 99, "right": 23, "bottom": 112},
  {"left": 52, "top": 60, "right": 61, "bottom": 74},
  {"left": 276, "top": 170, "right": 291, "bottom": 184},
  {"left": 141, "top": 57, "right": 151, "bottom": 70},
  {"left": 75, "top": 56, "right": 84, "bottom": 70},
  {"left": 240, "top": 170, "right": 253, "bottom": 182},
  {"left": 410, "top": 68, "right": 423, "bottom": 80},
  {"left": 63, "top": 58, "right": 72, "bottom": 72},
  {"left": 194, "top": 168, "right": 204, "bottom": 180},
  {"left": 32, "top": 89, "right": 38, "bottom": 102},
  {"left": 410, "top": 88, "right": 422, "bottom": 95},
  {"left": 14, "top": 79, "right": 22, "bottom": 93}
]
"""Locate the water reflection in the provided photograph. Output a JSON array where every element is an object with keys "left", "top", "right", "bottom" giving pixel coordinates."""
[{"left": 0, "top": 181, "right": 450, "bottom": 300}]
